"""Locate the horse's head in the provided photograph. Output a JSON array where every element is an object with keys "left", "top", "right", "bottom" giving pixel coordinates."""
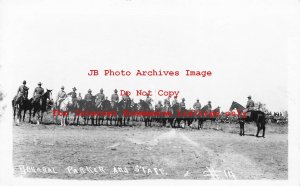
[
  {"left": 229, "top": 101, "right": 245, "bottom": 111},
  {"left": 45, "top": 89, "right": 53, "bottom": 100},
  {"left": 201, "top": 105, "right": 209, "bottom": 112},
  {"left": 213, "top": 106, "right": 220, "bottom": 112}
]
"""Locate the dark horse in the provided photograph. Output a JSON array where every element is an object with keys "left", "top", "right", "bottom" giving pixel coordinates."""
[
  {"left": 12, "top": 96, "right": 32, "bottom": 123},
  {"left": 115, "top": 99, "right": 131, "bottom": 126},
  {"left": 229, "top": 101, "right": 266, "bottom": 137},
  {"left": 82, "top": 97, "right": 96, "bottom": 125},
  {"left": 31, "top": 89, "right": 52, "bottom": 124},
  {"left": 194, "top": 106, "right": 220, "bottom": 130},
  {"left": 138, "top": 100, "right": 152, "bottom": 127},
  {"left": 95, "top": 99, "right": 112, "bottom": 125}
]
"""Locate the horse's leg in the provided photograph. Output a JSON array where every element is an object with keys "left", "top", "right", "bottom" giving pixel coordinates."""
[
  {"left": 256, "top": 122, "right": 260, "bottom": 137},
  {"left": 239, "top": 121, "right": 243, "bottom": 136},
  {"left": 41, "top": 112, "right": 44, "bottom": 124},
  {"left": 13, "top": 106, "right": 16, "bottom": 120},
  {"left": 28, "top": 109, "right": 32, "bottom": 123},
  {"left": 262, "top": 124, "right": 265, "bottom": 138}
]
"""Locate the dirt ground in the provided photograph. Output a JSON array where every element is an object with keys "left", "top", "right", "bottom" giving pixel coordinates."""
[{"left": 13, "top": 119, "right": 288, "bottom": 180}]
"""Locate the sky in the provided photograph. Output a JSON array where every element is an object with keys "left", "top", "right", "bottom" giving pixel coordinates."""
[{"left": 1, "top": 0, "right": 298, "bottom": 112}]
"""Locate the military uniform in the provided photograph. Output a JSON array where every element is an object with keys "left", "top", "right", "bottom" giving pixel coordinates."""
[
  {"left": 246, "top": 99, "right": 255, "bottom": 110},
  {"left": 206, "top": 103, "right": 212, "bottom": 111},
  {"left": 68, "top": 91, "right": 77, "bottom": 99},
  {"left": 16, "top": 84, "right": 29, "bottom": 103},
  {"left": 164, "top": 98, "right": 171, "bottom": 107},
  {"left": 179, "top": 102, "right": 186, "bottom": 109},
  {"left": 111, "top": 93, "right": 119, "bottom": 103},
  {"left": 56, "top": 90, "right": 67, "bottom": 107},
  {"left": 95, "top": 92, "right": 105, "bottom": 107},
  {"left": 84, "top": 93, "right": 93, "bottom": 102},
  {"left": 155, "top": 102, "right": 163, "bottom": 110},
  {"left": 193, "top": 102, "right": 201, "bottom": 110},
  {"left": 33, "top": 86, "right": 44, "bottom": 102}
]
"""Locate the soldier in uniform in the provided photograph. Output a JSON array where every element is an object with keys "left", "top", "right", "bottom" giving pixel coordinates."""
[
  {"left": 193, "top": 99, "right": 201, "bottom": 110},
  {"left": 84, "top": 89, "right": 93, "bottom": 102},
  {"left": 56, "top": 86, "right": 67, "bottom": 108},
  {"left": 32, "top": 82, "right": 44, "bottom": 103},
  {"left": 155, "top": 101, "right": 163, "bottom": 110},
  {"left": 145, "top": 93, "right": 153, "bottom": 109},
  {"left": 16, "top": 80, "right": 29, "bottom": 103},
  {"left": 67, "top": 87, "right": 78, "bottom": 107},
  {"left": 164, "top": 96, "right": 171, "bottom": 107},
  {"left": 111, "top": 89, "right": 119, "bottom": 103},
  {"left": 67, "top": 87, "right": 77, "bottom": 100},
  {"left": 172, "top": 96, "right": 179, "bottom": 106},
  {"left": 207, "top": 101, "right": 212, "bottom": 111},
  {"left": 95, "top": 88, "right": 105, "bottom": 107},
  {"left": 246, "top": 95, "right": 255, "bottom": 111},
  {"left": 179, "top": 98, "right": 186, "bottom": 109},
  {"left": 77, "top": 93, "right": 82, "bottom": 101}
]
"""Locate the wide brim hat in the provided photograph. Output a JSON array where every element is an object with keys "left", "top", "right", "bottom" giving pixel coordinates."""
[
  {"left": 23, "top": 80, "right": 26, "bottom": 84},
  {"left": 88, "top": 89, "right": 92, "bottom": 92},
  {"left": 114, "top": 89, "right": 118, "bottom": 92},
  {"left": 38, "top": 82, "right": 42, "bottom": 85},
  {"left": 61, "top": 86, "right": 65, "bottom": 89},
  {"left": 247, "top": 95, "right": 251, "bottom": 98},
  {"left": 72, "top": 87, "right": 77, "bottom": 91}
]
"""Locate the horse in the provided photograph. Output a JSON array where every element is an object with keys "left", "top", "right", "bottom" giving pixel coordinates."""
[
  {"left": 229, "top": 101, "right": 266, "bottom": 137},
  {"left": 109, "top": 101, "right": 119, "bottom": 125},
  {"left": 114, "top": 99, "right": 132, "bottom": 127},
  {"left": 95, "top": 99, "right": 112, "bottom": 125},
  {"left": 54, "top": 95, "right": 73, "bottom": 126},
  {"left": 169, "top": 103, "right": 182, "bottom": 128},
  {"left": 12, "top": 96, "right": 32, "bottom": 124},
  {"left": 195, "top": 105, "right": 208, "bottom": 129},
  {"left": 82, "top": 98, "right": 96, "bottom": 125},
  {"left": 31, "top": 89, "right": 52, "bottom": 125},
  {"left": 138, "top": 100, "right": 152, "bottom": 127}
]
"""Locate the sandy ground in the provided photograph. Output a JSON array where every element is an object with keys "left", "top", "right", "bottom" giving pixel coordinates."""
[{"left": 13, "top": 120, "right": 288, "bottom": 180}]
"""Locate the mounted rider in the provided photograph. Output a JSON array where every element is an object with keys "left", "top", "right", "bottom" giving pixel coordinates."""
[
  {"left": 111, "top": 89, "right": 119, "bottom": 108},
  {"left": 172, "top": 96, "right": 179, "bottom": 106},
  {"left": 245, "top": 95, "right": 255, "bottom": 118},
  {"left": 77, "top": 93, "right": 82, "bottom": 101},
  {"left": 164, "top": 96, "right": 171, "bottom": 108},
  {"left": 155, "top": 101, "right": 163, "bottom": 110},
  {"left": 95, "top": 88, "right": 105, "bottom": 108},
  {"left": 67, "top": 87, "right": 78, "bottom": 107},
  {"left": 32, "top": 82, "right": 44, "bottom": 104},
  {"left": 56, "top": 86, "right": 67, "bottom": 108},
  {"left": 206, "top": 101, "right": 212, "bottom": 111},
  {"left": 179, "top": 98, "right": 186, "bottom": 110},
  {"left": 145, "top": 93, "right": 153, "bottom": 110},
  {"left": 193, "top": 99, "right": 201, "bottom": 110},
  {"left": 16, "top": 80, "right": 29, "bottom": 104},
  {"left": 246, "top": 95, "right": 255, "bottom": 111},
  {"left": 84, "top": 89, "right": 94, "bottom": 102}
]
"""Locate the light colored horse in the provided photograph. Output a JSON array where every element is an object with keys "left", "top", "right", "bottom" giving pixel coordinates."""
[{"left": 54, "top": 95, "right": 73, "bottom": 126}]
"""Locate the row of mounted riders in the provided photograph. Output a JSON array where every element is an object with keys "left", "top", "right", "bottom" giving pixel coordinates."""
[{"left": 12, "top": 90, "right": 266, "bottom": 137}]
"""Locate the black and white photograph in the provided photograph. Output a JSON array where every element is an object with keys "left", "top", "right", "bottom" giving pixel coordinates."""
[{"left": 0, "top": 0, "right": 300, "bottom": 185}]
